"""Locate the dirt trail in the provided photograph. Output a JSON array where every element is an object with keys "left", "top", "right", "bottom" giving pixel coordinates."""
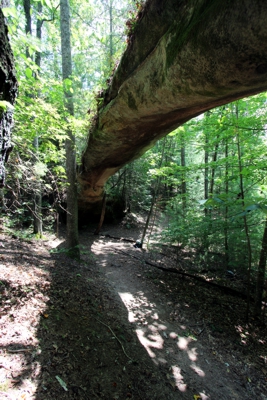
[
  {"left": 89, "top": 228, "right": 264, "bottom": 400},
  {"left": 0, "top": 222, "right": 266, "bottom": 399}
]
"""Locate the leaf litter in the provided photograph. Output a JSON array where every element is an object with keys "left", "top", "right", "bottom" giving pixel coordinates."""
[{"left": 0, "top": 220, "right": 266, "bottom": 399}]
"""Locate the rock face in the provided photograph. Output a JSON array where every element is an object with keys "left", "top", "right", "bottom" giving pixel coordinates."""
[
  {"left": 79, "top": 0, "right": 267, "bottom": 206},
  {"left": 0, "top": 8, "right": 18, "bottom": 187}
]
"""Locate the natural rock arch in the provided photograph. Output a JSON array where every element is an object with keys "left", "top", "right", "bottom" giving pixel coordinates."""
[{"left": 79, "top": 0, "right": 267, "bottom": 209}]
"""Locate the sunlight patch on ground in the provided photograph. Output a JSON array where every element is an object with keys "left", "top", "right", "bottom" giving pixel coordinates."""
[
  {"left": 118, "top": 290, "right": 208, "bottom": 392},
  {"left": 136, "top": 328, "right": 164, "bottom": 358},
  {"left": 172, "top": 365, "right": 187, "bottom": 391},
  {"left": 188, "top": 347, "right": 198, "bottom": 362},
  {"left": 190, "top": 363, "right": 205, "bottom": 377},
  {"left": 177, "top": 336, "right": 190, "bottom": 350},
  {"left": 0, "top": 256, "right": 50, "bottom": 399}
]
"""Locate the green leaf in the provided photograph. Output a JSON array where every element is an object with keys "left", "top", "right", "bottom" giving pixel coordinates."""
[
  {"left": 233, "top": 203, "right": 262, "bottom": 220},
  {"left": 25, "top": 68, "right": 33, "bottom": 79},
  {"left": 2, "top": 7, "right": 18, "bottom": 18},
  {"left": 259, "top": 204, "right": 267, "bottom": 215}
]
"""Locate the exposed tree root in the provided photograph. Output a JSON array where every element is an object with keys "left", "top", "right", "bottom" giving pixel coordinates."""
[{"left": 114, "top": 248, "right": 252, "bottom": 302}]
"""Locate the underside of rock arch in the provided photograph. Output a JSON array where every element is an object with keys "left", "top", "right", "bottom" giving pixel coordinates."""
[{"left": 79, "top": 0, "right": 267, "bottom": 208}]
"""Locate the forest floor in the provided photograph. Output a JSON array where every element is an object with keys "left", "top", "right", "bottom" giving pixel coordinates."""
[{"left": 0, "top": 214, "right": 267, "bottom": 399}]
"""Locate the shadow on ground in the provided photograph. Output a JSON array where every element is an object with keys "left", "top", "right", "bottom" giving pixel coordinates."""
[{"left": 0, "top": 228, "right": 266, "bottom": 399}]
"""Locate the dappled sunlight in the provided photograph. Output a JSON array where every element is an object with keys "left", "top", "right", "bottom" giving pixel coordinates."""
[
  {"left": 136, "top": 328, "right": 164, "bottom": 359},
  {"left": 0, "top": 241, "right": 51, "bottom": 399},
  {"left": 89, "top": 231, "right": 259, "bottom": 398},
  {"left": 118, "top": 290, "right": 208, "bottom": 393},
  {"left": 172, "top": 365, "right": 187, "bottom": 391},
  {"left": 188, "top": 347, "right": 198, "bottom": 362},
  {"left": 0, "top": 347, "right": 41, "bottom": 398},
  {"left": 235, "top": 324, "right": 255, "bottom": 347},
  {"left": 177, "top": 336, "right": 190, "bottom": 350},
  {"left": 198, "top": 392, "right": 210, "bottom": 400},
  {"left": 91, "top": 239, "right": 131, "bottom": 268},
  {"left": 190, "top": 362, "right": 205, "bottom": 377}
]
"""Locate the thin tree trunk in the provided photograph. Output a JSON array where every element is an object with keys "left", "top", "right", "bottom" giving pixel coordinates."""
[
  {"left": 94, "top": 192, "right": 107, "bottom": 235},
  {"left": 224, "top": 138, "right": 229, "bottom": 267},
  {"left": 253, "top": 218, "right": 267, "bottom": 319},
  {"left": 147, "top": 196, "right": 161, "bottom": 247},
  {"left": 180, "top": 133, "right": 186, "bottom": 211},
  {"left": 23, "top": 0, "right": 31, "bottom": 58},
  {"left": 235, "top": 104, "right": 252, "bottom": 320},
  {"left": 141, "top": 137, "right": 166, "bottom": 247},
  {"left": 109, "top": 0, "right": 113, "bottom": 67},
  {"left": 23, "top": 0, "right": 31, "bottom": 33},
  {"left": 22, "top": 0, "right": 43, "bottom": 235},
  {"left": 140, "top": 199, "right": 154, "bottom": 248},
  {"left": 33, "top": 0, "right": 43, "bottom": 236},
  {"left": 204, "top": 133, "right": 209, "bottom": 216},
  {"left": 33, "top": 136, "right": 43, "bottom": 236},
  {"left": 60, "top": 0, "right": 79, "bottom": 258},
  {"left": 209, "top": 140, "right": 219, "bottom": 196},
  {"left": 35, "top": 1, "right": 42, "bottom": 68}
]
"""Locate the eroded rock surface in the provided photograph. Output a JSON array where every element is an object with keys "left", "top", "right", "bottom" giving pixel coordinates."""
[{"left": 80, "top": 0, "right": 267, "bottom": 204}]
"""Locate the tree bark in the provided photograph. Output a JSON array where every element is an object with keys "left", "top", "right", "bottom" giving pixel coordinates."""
[
  {"left": 94, "top": 192, "right": 107, "bottom": 235},
  {"left": 253, "top": 218, "right": 267, "bottom": 319},
  {"left": 209, "top": 140, "right": 219, "bottom": 196},
  {"left": 140, "top": 137, "right": 166, "bottom": 247},
  {"left": 109, "top": 0, "right": 113, "bottom": 67},
  {"left": 0, "top": 8, "right": 17, "bottom": 188},
  {"left": 60, "top": 0, "right": 79, "bottom": 258},
  {"left": 23, "top": 0, "right": 44, "bottom": 236},
  {"left": 180, "top": 133, "right": 186, "bottom": 211},
  {"left": 235, "top": 104, "right": 252, "bottom": 320},
  {"left": 23, "top": 0, "right": 32, "bottom": 58},
  {"left": 204, "top": 132, "right": 209, "bottom": 216},
  {"left": 224, "top": 138, "right": 229, "bottom": 267},
  {"left": 33, "top": 2, "right": 43, "bottom": 236},
  {"left": 35, "top": 1, "right": 43, "bottom": 68}
]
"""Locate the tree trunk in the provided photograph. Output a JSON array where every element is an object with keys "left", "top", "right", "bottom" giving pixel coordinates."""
[
  {"left": 109, "top": 0, "right": 113, "bottom": 68},
  {"left": 224, "top": 138, "right": 229, "bottom": 267},
  {"left": 0, "top": 8, "right": 18, "bottom": 188},
  {"left": 33, "top": 136, "right": 43, "bottom": 236},
  {"left": 33, "top": 0, "right": 43, "bottom": 236},
  {"left": 140, "top": 137, "right": 166, "bottom": 247},
  {"left": 22, "top": 0, "right": 43, "bottom": 236},
  {"left": 253, "top": 218, "right": 267, "bottom": 319},
  {"left": 23, "top": 0, "right": 32, "bottom": 58},
  {"left": 204, "top": 132, "right": 209, "bottom": 216},
  {"left": 180, "top": 133, "right": 186, "bottom": 211},
  {"left": 60, "top": 0, "right": 79, "bottom": 259},
  {"left": 209, "top": 140, "right": 219, "bottom": 196},
  {"left": 35, "top": 1, "right": 43, "bottom": 69},
  {"left": 235, "top": 104, "right": 252, "bottom": 320},
  {"left": 94, "top": 192, "right": 107, "bottom": 235}
]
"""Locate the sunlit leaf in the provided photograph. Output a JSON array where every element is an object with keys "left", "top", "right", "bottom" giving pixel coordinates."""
[{"left": 25, "top": 68, "right": 32, "bottom": 79}]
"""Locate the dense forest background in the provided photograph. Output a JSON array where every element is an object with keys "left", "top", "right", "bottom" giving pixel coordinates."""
[{"left": 1, "top": 0, "right": 267, "bottom": 320}]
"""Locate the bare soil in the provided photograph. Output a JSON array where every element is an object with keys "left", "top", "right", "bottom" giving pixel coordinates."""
[{"left": 0, "top": 216, "right": 267, "bottom": 399}]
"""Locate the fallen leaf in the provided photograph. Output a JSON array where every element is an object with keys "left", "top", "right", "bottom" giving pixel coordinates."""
[{"left": 56, "top": 375, "right": 68, "bottom": 391}]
